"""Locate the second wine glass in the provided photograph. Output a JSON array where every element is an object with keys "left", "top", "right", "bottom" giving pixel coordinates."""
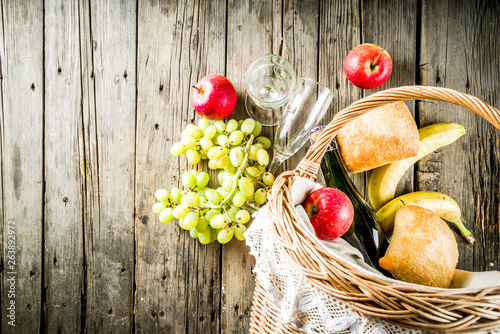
[{"left": 268, "top": 78, "right": 334, "bottom": 174}]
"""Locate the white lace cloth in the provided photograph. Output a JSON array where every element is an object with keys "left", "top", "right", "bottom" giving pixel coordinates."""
[{"left": 244, "top": 178, "right": 500, "bottom": 333}]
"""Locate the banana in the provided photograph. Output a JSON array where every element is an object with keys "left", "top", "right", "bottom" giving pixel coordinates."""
[
  {"left": 368, "top": 123, "right": 466, "bottom": 210},
  {"left": 376, "top": 191, "right": 475, "bottom": 244}
]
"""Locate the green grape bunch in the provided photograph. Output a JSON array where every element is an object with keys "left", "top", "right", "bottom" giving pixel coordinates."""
[{"left": 152, "top": 118, "right": 275, "bottom": 245}]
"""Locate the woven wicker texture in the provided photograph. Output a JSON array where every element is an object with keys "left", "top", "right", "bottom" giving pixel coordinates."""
[{"left": 254, "top": 86, "right": 500, "bottom": 333}]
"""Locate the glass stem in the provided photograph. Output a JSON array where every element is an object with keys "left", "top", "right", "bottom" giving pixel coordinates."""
[{"left": 268, "top": 155, "right": 284, "bottom": 175}]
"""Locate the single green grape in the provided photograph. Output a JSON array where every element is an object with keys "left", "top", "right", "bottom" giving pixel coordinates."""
[
  {"left": 262, "top": 172, "right": 274, "bottom": 186},
  {"left": 216, "top": 155, "right": 230, "bottom": 169},
  {"left": 199, "top": 195, "right": 208, "bottom": 204},
  {"left": 234, "top": 224, "right": 247, "bottom": 241},
  {"left": 210, "top": 214, "right": 229, "bottom": 229},
  {"left": 228, "top": 131, "right": 244, "bottom": 146},
  {"left": 218, "top": 228, "right": 234, "bottom": 244},
  {"left": 253, "top": 143, "right": 264, "bottom": 150},
  {"left": 155, "top": 189, "right": 170, "bottom": 202},
  {"left": 186, "top": 124, "right": 202, "bottom": 139},
  {"left": 241, "top": 119, "right": 255, "bottom": 135},
  {"left": 232, "top": 191, "right": 247, "bottom": 207},
  {"left": 229, "top": 147, "right": 244, "bottom": 167},
  {"left": 206, "top": 209, "right": 221, "bottom": 222},
  {"left": 159, "top": 207, "right": 174, "bottom": 223},
  {"left": 238, "top": 177, "right": 254, "bottom": 197},
  {"left": 214, "top": 121, "right": 226, "bottom": 133},
  {"left": 196, "top": 172, "right": 210, "bottom": 188},
  {"left": 195, "top": 216, "right": 209, "bottom": 233},
  {"left": 183, "top": 212, "right": 199, "bottom": 230},
  {"left": 256, "top": 164, "right": 266, "bottom": 173},
  {"left": 197, "top": 227, "right": 212, "bottom": 244},
  {"left": 190, "top": 228, "right": 198, "bottom": 238},
  {"left": 178, "top": 218, "right": 186, "bottom": 229},
  {"left": 257, "top": 149, "right": 269, "bottom": 166},
  {"left": 171, "top": 187, "right": 183, "bottom": 204},
  {"left": 256, "top": 136, "right": 272, "bottom": 149},
  {"left": 205, "top": 189, "right": 223, "bottom": 205},
  {"left": 183, "top": 192, "right": 200, "bottom": 207},
  {"left": 181, "top": 136, "right": 197, "bottom": 149},
  {"left": 235, "top": 210, "right": 251, "bottom": 224},
  {"left": 198, "top": 118, "right": 210, "bottom": 131},
  {"left": 182, "top": 172, "right": 197, "bottom": 188},
  {"left": 173, "top": 204, "right": 189, "bottom": 219},
  {"left": 224, "top": 164, "right": 238, "bottom": 173},
  {"left": 170, "top": 142, "right": 186, "bottom": 156},
  {"left": 254, "top": 188, "right": 267, "bottom": 205},
  {"left": 207, "top": 147, "right": 224, "bottom": 160},
  {"left": 226, "top": 119, "right": 238, "bottom": 133},
  {"left": 204, "top": 125, "right": 217, "bottom": 139},
  {"left": 251, "top": 121, "right": 262, "bottom": 137},
  {"left": 186, "top": 148, "right": 201, "bottom": 165},
  {"left": 217, "top": 134, "right": 229, "bottom": 147},
  {"left": 152, "top": 202, "right": 167, "bottom": 214},
  {"left": 208, "top": 159, "right": 218, "bottom": 170},
  {"left": 200, "top": 137, "right": 214, "bottom": 151},
  {"left": 250, "top": 146, "right": 259, "bottom": 161},
  {"left": 246, "top": 166, "right": 260, "bottom": 178}
]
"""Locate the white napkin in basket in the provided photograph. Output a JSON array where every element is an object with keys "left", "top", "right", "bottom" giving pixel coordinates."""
[{"left": 245, "top": 176, "right": 500, "bottom": 334}]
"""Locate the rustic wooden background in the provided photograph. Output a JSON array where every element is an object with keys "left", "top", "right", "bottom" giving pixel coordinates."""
[{"left": 1, "top": 0, "right": 499, "bottom": 333}]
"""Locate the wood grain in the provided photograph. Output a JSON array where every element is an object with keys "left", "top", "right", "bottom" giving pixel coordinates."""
[
  {"left": 0, "top": 1, "right": 44, "bottom": 332},
  {"left": 361, "top": 0, "right": 417, "bottom": 198},
  {"left": 419, "top": 0, "right": 500, "bottom": 271},
  {"left": 135, "top": 0, "right": 225, "bottom": 333},
  {"left": 43, "top": 0, "right": 84, "bottom": 332},
  {"left": 83, "top": 0, "right": 137, "bottom": 332},
  {"left": 223, "top": 0, "right": 283, "bottom": 332}
]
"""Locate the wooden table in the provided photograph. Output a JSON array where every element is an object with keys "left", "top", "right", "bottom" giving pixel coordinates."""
[{"left": 1, "top": 0, "right": 499, "bottom": 333}]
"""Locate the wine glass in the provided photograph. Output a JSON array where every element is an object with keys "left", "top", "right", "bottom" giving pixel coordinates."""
[
  {"left": 245, "top": 54, "right": 296, "bottom": 126},
  {"left": 268, "top": 78, "right": 334, "bottom": 174}
]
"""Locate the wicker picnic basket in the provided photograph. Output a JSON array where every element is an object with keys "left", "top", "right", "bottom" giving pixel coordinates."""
[{"left": 249, "top": 86, "right": 500, "bottom": 333}]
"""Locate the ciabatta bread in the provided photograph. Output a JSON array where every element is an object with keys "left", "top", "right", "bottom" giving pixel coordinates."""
[
  {"left": 336, "top": 101, "right": 419, "bottom": 173},
  {"left": 379, "top": 206, "right": 459, "bottom": 288}
]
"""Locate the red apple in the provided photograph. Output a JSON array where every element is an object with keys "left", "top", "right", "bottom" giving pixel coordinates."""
[
  {"left": 303, "top": 188, "right": 354, "bottom": 241},
  {"left": 191, "top": 74, "right": 237, "bottom": 120},
  {"left": 344, "top": 43, "right": 392, "bottom": 89}
]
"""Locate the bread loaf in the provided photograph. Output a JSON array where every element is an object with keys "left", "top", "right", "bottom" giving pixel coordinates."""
[
  {"left": 336, "top": 101, "right": 419, "bottom": 173},
  {"left": 379, "top": 206, "right": 459, "bottom": 288}
]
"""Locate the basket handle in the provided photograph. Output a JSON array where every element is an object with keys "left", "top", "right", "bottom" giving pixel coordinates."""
[{"left": 297, "top": 85, "right": 500, "bottom": 177}]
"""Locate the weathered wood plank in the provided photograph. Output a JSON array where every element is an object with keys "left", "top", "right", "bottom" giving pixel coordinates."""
[
  {"left": 43, "top": 0, "right": 84, "bottom": 332},
  {"left": 135, "top": 0, "right": 225, "bottom": 333},
  {"left": 361, "top": 0, "right": 417, "bottom": 198},
  {"left": 83, "top": 1, "right": 137, "bottom": 332},
  {"left": 78, "top": 0, "right": 98, "bottom": 332},
  {"left": 318, "top": 0, "right": 364, "bottom": 192},
  {"left": 420, "top": 0, "right": 500, "bottom": 271},
  {"left": 223, "top": 1, "right": 283, "bottom": 332},
  {"left": 0, "top": 1, "right": 44, "bottom": 332},
  {"left": 282, "top": 0, "right": 320, "bottom": 172}
]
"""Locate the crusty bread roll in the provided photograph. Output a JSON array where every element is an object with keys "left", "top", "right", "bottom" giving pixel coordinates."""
[
  {"left": 336, "top": 101, "right": 419, "bottom": 173},
  {"left": 379, "top": 206, "right": 459, "bottom": 288}
]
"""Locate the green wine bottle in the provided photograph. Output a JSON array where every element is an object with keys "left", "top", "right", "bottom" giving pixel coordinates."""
[{"left": 310, "top": 128, "right": 389, "bottom": 274}]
